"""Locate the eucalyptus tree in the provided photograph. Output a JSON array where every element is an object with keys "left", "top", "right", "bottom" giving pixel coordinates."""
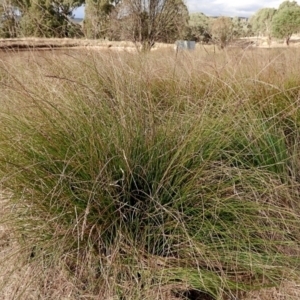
[
  {"left": 187, "top": 12, "right": 211, "bottom": 42},
  {"left": 249, "top": 7, "right": 277, "bottom": 43},
  {"left": 231, "top": 17, "right": 253, "bottom": 38},
  {"left": 0, "top": 0, "right": 18, "bottom": 37},
  {"left": 211, "top": 16, "right": 234, "bottom": 49},
  {"left": 109, "top": 0, "right": 189, "bottom": 51},
  {"left": 272, "top": 1, "right": 300, "bottom": 45},
  {"left": 278, "top": 0, "right": 299, "bottom": 10},
  {"left": 84, "top": 0, "right": 115, "bottom": 38},
  {"left": 14, "top": 0, "right": 84, "bottom": 37}
]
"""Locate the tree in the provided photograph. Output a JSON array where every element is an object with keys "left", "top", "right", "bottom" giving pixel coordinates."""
[
  {"left": 272, "top": 3, "right": 300, "bottom": 45},
  {"left": 278, "top": 0, "right": 298, "bottom": 10},
  {"left": 0, "top": 0, "right": 18, "bottom": 37},
  {"left": 84, "top": 0, "right": 115, "bottom": 39},
  {"left": 211, "top": 16, "right": 233, "bottom": 49},
  {"left": 249, "top": 7, "right": 277, "bottom": 43},
  {"left": 14, "top": 0, "right": 84, "bottom": 37},
  {"left": 232, "top": 17, "right": 253, "bottom": 38},
  {"left": 187, "top": 12, "right": 211, "bottom": 43},
  {"left": 109, "top": 0, "right": 189, "bottom": 51}
]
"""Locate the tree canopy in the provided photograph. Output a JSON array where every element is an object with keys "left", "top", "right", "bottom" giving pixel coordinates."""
[
  {"left": 249, "top": 1, "right": 300, "bottom": 46},
  {"left": 84, "top": 0, "right": 114, "bottom": 39},
  {"left": 211, "top": 16, "right": 234, "bottom": 49},
  {"left": 2, "top": 0, "right": 300, "bottom": 49},
  {"left": 0, "top": 0, "right": 18, "bottom": 37},
  {"left": 108, "top": 0, "right": 189, "bottom": 50},
  {"left": 272, "top": 3, "right": 300, "bottom": 45},
  {"left": 187, "top": 12, "right": 211, "bottom": 43},
  {"left": 1, "top": 0, "right": 189, "bottom": 45},
  {"left": 249, "top": 7, "right": 276, "bottom": 38},
  {"left": 278, "top": 0, "right": 299, "bottom": 10},
  {"left": 0, "top": 0, "right": 83, "bottom": 37}
]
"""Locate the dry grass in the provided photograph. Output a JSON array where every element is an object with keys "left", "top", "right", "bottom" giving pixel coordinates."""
[
  {"left": 0, "top": 38, "right": 139, "bottom": 51},
  {"left": 1, "top": 36, "right": 300, "bottom": 53},
  {"left": 243, "top": 281, "right": 300, "bottom": 300},
  {"left": 0, "top": 46, "right": 300, "bottom": 299}
]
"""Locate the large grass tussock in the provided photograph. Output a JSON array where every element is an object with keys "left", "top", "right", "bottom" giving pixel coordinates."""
[{"left": 0, "top": 47, "right": 300, "bottom": 299}]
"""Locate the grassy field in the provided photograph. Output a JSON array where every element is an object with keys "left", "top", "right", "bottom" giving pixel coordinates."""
[{"left": 0, "top": 46, "right": 300, "bottom": 299}]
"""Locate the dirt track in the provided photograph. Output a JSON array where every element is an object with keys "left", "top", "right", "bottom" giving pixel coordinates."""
[{"left": 1, "top": 36, "right": 299, "bottom": 53}]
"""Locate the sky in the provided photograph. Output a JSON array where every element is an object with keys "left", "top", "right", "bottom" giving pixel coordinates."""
[
  {"left": 187, "top": 0, "right": 299, "bottom": 17},
  {"left": 74, "top": 1, "right": 300, "bottom": 18}
]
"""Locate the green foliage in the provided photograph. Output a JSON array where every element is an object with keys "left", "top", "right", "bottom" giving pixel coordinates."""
[
  {"left": 278, "top": 0, "right": 299, "bottom": 10},
  {"left": 272, "top": 4, "right": 300, "bottom": 45},
  {"left": 14, "top": 0, "right": 84, "bottom": 37},
  {"left": 84, "top": 0, "right": 114, "bottom": 39},
  {"left": 249, "top": 1, "right": 300, "bottom": 45},
  {"left": 186, "top": 12, "right": 211, "bottom": 42},
  {"left": 249, "top": 7, "right": 277, "bottom": 39},
  {"left": 0, "top": 1, "right": 18, "bottom": 38},
  {"left": 232, "top": 17, "right": 253, "bottom": 37},
  {"left": 189, "top": 12, "right": 209, "bottom": 28}
]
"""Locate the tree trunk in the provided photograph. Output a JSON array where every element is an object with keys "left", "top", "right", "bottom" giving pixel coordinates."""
[
  {"left": 141, "top": 40, "right": 154, "bottom": 52},
  {"left": 267, "top": 34, "right": 272, "bottom": 47},
  {"left": 286, "top": 36, "right": 290, "bottom": 46}
]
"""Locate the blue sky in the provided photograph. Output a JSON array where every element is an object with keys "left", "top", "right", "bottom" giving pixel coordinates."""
[{"left": 74, "top": 1, "right": 300, "bottom": 18}]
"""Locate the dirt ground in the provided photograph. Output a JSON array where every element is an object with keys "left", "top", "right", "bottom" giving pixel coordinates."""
[{"left": 1, "top": 35, "right": 300, "bottom": 53}]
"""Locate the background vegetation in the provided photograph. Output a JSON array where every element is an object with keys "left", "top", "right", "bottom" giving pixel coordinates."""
[
  {"left": 1, "top": 0, "right": 300, "bottom": 49},
  {"left": 250, "top": 0, "right": 300, "bottom": 45},
  {"left": 0, "top": 45, "right": 300, "bottom": 299}
]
